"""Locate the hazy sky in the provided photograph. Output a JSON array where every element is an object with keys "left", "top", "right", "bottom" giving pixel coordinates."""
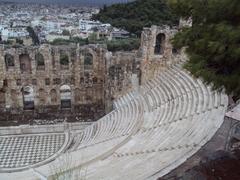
[{"left": 0, "top": 0, "right": 132, "bottom": 6}]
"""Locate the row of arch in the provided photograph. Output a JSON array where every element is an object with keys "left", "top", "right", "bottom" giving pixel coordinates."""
[
  {"left": 16, "top": 86, "right": 72, "bottom": 110},
  {"left": 20, "top": 85, "right": 72, "bottom": 109},
  {"left": 0, "top": 85, "right": 102, "bottom": 110},
  {"left": 4, "top": 52, "right": 94, "bottom": 72},
  {"left": 5, "top": 53, "right": 44, "bottom": 71},
  {"left": 22, "top": 85, "right": 101, "bottom": 110}
]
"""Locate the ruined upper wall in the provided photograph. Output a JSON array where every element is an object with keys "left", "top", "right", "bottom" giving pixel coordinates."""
[
  {"left": 139, "top": 25, "right": 180, "bottom": 83},
  {"left": 0, "top": 44, "right": 107, "bottom": 78}
]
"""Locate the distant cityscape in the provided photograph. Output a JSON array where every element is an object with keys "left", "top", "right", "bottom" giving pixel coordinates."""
[{"left": 0, "top": 2, "right": 130, "bottom": 46}]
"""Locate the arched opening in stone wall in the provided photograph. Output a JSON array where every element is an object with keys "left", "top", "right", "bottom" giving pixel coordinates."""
[
  {"left": 35, "top": 53, "right": 45, "bottom": 70},
  {"left": 22, "top": 86, "right": 34, "bottom": 110},
  {"left": 19, "top": 54, "right": 32, "bottom": 73},
  {"left": 60, "top": 51, "right": 69, "bottom": 69},
  {"left": 38, "top": 88, "right": 46, "bottom": 105},
  {"left": 60, "top": 85, "right": 71, "bottom": 109},
  {"left": 50, "top": 89, "right": 57, "bottom": 104},
  {"left": 84, "top": 53, "right": 93, "bottom": 70},
  {"left": 2, "top": 79, "right": 7, "bottom": 88},
  {"left": 5, "top": 54, "right": 15, "bottom": 70},
  {"left": 0, "top": 90, "right": 5, "bottom": 108},
  {"left": 154, "top": 33, "right": 166, "bottom": 55}
]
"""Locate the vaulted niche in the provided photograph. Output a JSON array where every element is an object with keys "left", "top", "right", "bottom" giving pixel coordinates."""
[
  {"left": 60, "top": 51, "right": 69, "bottom": 69},
  {"left": 19, "top": 54, "right": 31, "bottom": 73},
  {"left": 154, "top": 33, "right": 166, "bottom": 55},
  {"left": 5, "top": 54, "right": 15, "bottom": 70},
  {"left": 60, "top": 85, "right": 71, "bottom": 109},
  {"left": 84, "top": 53, "right": 93, "bottom": 70},
  {"left": 22, "top": 86, "right": 34, "bottom": 110},
  {"left": 35, "top": 53, "right": 45, "bottom": 70}
]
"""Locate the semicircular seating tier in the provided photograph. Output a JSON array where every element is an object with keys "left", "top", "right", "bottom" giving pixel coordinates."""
[{"left": 1, "top": 61, "right": 228, "bottom": 180}]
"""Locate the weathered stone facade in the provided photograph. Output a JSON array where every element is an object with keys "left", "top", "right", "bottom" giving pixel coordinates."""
[
  {"left": 0, "top": 44, "right": 108, "bottom": 125},
  {"left": 139, "top": 25, "right": 179, "bottom": 82},
  {"left": 0, "top": 25, "right": 179, "bottom": 126},
  {"left": 107, "top": 51, "right": 140, "bottom": 99}
]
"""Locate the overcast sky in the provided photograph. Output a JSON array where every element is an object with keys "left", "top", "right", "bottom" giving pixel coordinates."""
[{"left": 0, "top": 0, "right": 132, "bottom": 6}]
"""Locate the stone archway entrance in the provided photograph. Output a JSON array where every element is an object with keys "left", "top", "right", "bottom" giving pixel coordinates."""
[
  {"left": 19, "top": 54, "right": 32, "bottom": 73},
  {"left": 60, "top": 85, "right": 71, "bottom": 109},
  {"left": 22, "top": 86, "right": 34, "bottom": 110}
]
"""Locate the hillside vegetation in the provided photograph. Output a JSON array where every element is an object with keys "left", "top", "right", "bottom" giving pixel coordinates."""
[
  {"left": 50, "top": 37, "right": 140, "bottom": 52},
  {"left": 93, "top": 0, "right": 178, "bottom": 36}
]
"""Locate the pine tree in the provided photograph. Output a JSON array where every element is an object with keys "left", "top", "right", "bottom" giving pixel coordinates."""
[{"left": 168, "top": 0, "right": 240, "bottom": 99}]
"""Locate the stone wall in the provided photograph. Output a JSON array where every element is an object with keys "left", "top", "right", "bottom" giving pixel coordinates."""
[
  {"left": 106, "top": 51, "right": 141, "bottom": 99},
  {"left": 0, "top": 25, "right": 181, "bottom": 125},
  {"left": 139, "top": 25, "right": 179, "bottom": 82},
  {"left": 0, "top": 44, "right": 107, "bottom": 125}
]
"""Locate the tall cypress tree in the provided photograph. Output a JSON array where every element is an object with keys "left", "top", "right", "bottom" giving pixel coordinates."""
[{"left": 26, "top": 26, "right": 40, "bottom": 45}]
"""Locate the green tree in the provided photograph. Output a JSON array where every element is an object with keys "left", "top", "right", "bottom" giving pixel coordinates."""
[
  {"left": 50, "top": 38, "right": 89, "bottom": 46},
  {"left": 62, "top": 30, "right": 70, "bottom": 36},
  {"left": 88, "top": 32, "right": 98, "bottom": 42},
  {"left": 107, "top": 38, "right": 140, "bottom": 52},
  {"left": 16, "top": 38, "right": 23, "bottom": 44},
  {"left": 60, "top": 53, "right": 69, "bottom": 66},
  {"left": 168, "top": 0, "right": 240, "bottom": 99}
]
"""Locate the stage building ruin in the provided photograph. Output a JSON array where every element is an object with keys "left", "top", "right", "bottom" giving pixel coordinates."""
[{"left": 0, "top": 25, "right": 178, "bottom": 125}]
